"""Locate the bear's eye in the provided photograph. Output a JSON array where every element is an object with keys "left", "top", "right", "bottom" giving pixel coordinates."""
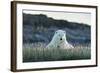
[{"left": 55, "top": 31, "right": 57, "bottom": 34}]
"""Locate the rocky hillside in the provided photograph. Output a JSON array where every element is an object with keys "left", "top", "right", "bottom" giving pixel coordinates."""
[{"left": 23, "top": 13, "right": 91, "bottom": 44}]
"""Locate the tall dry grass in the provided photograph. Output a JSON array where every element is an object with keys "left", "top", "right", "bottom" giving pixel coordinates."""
[{"left": 23, "top": 43, "right": 91, "bottom": 62}]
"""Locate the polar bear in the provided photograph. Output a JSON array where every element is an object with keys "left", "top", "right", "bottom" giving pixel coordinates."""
[{"left": 46, "top": 30, "right": 74, "bottom": 49}]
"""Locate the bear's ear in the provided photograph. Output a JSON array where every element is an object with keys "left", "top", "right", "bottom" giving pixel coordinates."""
[{"left": 64, "top": 31, "right": 66, "bottom": 33}]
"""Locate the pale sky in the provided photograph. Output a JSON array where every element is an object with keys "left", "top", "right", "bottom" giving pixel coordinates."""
[{"left": 23, "top": 10, "right": 91, "bottom": 25}]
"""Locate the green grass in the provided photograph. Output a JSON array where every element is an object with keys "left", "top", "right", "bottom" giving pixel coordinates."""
[{"left": 23, "top": 43, "right": 91, "bottom": 62}]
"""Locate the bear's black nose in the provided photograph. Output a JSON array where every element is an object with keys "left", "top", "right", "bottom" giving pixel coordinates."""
[{"left": 60, "top": 38, "right": 62, "bottom": 40}]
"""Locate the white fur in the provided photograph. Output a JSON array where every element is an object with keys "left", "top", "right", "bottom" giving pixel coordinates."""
[{"left": 46, "top": 30, "right": 74, "bottom": 49}]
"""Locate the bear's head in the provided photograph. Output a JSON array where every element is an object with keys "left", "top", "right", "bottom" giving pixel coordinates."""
[{"left": 52, "top": 30, "right": 67, "bottom": 43}]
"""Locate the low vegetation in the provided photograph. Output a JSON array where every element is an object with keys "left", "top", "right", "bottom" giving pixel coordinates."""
[{"left": 23, "top": 43, "right": 91, "bottom": 62}]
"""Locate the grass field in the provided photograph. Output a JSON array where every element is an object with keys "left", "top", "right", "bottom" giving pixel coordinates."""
[{"left": 23, "top": 43, "right": 91, "bottom": 62}]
